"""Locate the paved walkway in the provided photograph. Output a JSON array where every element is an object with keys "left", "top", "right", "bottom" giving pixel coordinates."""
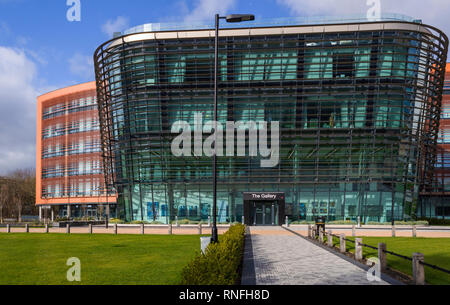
[{"left": 242, "top": 226, "right": 391, "bottom": 285}]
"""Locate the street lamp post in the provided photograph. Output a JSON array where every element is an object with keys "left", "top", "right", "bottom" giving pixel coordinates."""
[{"left": 211, "top": 14, "right": 255, "bottom": 244}]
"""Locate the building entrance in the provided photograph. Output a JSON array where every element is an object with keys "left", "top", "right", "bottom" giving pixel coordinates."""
[
  {"left": 243, "top": 192, "right": 285, "bottom": 226},
  {"left": 250, "top": 201, "right": 279, "bottom": 226}
]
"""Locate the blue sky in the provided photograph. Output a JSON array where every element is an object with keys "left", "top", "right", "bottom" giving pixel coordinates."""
[{"left": 0, "top": 0, "right": 450, "bottom": 174}]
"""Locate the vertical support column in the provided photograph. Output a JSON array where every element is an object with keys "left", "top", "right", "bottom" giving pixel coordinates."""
[
  {"left": 378, "top": 243, "right": 387, "bottom": 272},
  {"left": 25, "top": 224, "right": 29, "bottom": 233},
  {"left": 141, "top": 223, "right": 145, "bottom": 235},
  {"left": 39, "top": 206, "right": 42, "bottom": 222},
  {"left": 168, "top": 223, "right": 173, "bottom": 235},
  {"left": 106, "top": 204, "right": 110, "bottom": 221},
  {"left": 67, "top": 205, "right": 71, "bottom": 219},
  {"left": 45, "top": 223, "right": 49, "bottom": 234},
  {"left": 6, "top": 224, "right": 10, "bottom": 233},
  {"left": 242, "top": 216, "right": 245, "bottom": 225},
  {"left": 208, "top": 216, "right": 211, "bottom": 227},
  {"left": 285, "top": 216, "right": 289, "bottom": 227},
  {"left": 51, "top": 208, "right": 54, "bottom": 222},
  {"left": 412, "top": 253, "right": 425, "bottom": 285},
  {"left": 327, "top": 230, "right": 333, "bottom": 247},
  {"left": 114, "top": 223, "right": 118, "bottom": 235},
  {"left": 355, "top": 238, "right": 363, "bottom": 261},
  {"left": 340, "top": 234, "right": 346, "bottom": 253},
  {"left": 89, "top": 224, "right": 93, "bottom": 234},
  {"left": 412, "top": 225, "right": 417, "bottom": 238}
]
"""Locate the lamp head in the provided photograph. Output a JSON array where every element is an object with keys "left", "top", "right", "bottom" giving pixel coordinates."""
[{"left": 225, "top": 14, "right": 255, "bottom": 23}]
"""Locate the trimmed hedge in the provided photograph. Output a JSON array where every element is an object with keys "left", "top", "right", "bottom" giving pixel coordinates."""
[
  {"left": 418, "top": 218, "right": 450, "bottom": 226},
  {"left": 180, "top": 224, "right": 246, "bottom": 285}
]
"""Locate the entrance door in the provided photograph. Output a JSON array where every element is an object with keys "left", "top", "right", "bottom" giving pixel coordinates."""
[{"left": 251, "top": 201, "right": 278, "bottom": 226}]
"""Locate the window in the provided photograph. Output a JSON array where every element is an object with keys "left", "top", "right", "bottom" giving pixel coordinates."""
[
  {"left": 436, "top": 206, "right": 450, "bottom": 217},
  {"left": 442, "top": 107, "right": 450, "bottom": 119},
  {"left": 333, "top": 53, "right": 354, "bottom": 78},
  {"left": 438, "top": 130, "right": 450, "bottom": 144}
]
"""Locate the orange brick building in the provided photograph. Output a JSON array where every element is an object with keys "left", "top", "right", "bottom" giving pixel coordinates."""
[
  {"left": 36, "top": 82, "right": 116, "bottom": 220},
  {"left": 419, "top": 63, "right": 450, "bottom": 219}
]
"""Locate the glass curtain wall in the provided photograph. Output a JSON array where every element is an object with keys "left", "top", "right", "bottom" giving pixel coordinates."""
[{"left": 95, "top": 23, "right": 447, "bottom": 223}]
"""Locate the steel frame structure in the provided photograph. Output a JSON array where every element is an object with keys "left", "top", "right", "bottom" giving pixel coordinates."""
[{"left": 94, "top": 20, "right": 448, "bottom": 223}]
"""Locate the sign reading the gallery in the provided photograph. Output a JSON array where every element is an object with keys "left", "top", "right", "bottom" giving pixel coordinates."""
[{"left": 243, "top": 192, "right": 285, "bottom": 201}]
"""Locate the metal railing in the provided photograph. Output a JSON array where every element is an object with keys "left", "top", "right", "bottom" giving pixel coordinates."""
[{"left": 307, "top": 225, "right": 450, "bottom": 284}]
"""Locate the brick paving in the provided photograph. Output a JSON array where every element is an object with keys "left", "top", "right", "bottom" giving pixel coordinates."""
[{"left": 242, "top": 226, "right": 390, "bottom": 285}]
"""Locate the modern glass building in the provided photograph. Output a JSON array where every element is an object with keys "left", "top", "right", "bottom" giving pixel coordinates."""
[{"left": 94, "top": 15, "right": 448, "bottom": 225}]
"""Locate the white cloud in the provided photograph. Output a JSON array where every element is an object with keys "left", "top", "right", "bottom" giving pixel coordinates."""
[
  {"left": 0, "top": 46, "right": 38, "bottom": 174},
  {"left": 68, "top": 52, "right": 94, "bottom": 81},
  {"left": 277, "top": 0, "right": 450, "bottom": 36},
  {"left": 182, "top": 0, "right": 237, "bottom": 23},
  {"left": 277, "top": 0, "right": 450, "bottom": 58},
  {"left": 101, "top": 16, "right": 130, "bottom": 38}
]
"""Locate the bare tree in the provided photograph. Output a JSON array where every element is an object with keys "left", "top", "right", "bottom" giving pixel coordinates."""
[{"left": 0, "top": 184, "right": 6, "bottom": 223}]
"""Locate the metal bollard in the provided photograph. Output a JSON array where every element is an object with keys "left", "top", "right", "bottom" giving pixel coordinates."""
[
  {"left": 89, "top": 224, "right": 93, "bottom": 234},
  {"left": 114, "top": 224, "right": 118, "bottom": 235},
  {"left": 45, "top": 224, "right": 49, "bottom": 234},
  {"left": 340, "top": 234, "right": 346, "bottom": 253},
  {"left": 412, "top": 253, "right": 425, "bottom": 285},
  {"left": 378, "top": 243, "right": 387, "bottom": 272},
  {"left": 141, "top": 223, "right": 145, "bottom": 235},
  {"left": 168, "top": 224, "right": 173, "bottom": 235},
  {"left": 319, "top": 230, "right": 324, "bottom": 243},
  {"left": 66, "top": 223, "right": 71, "bottom": 234},
  {"left": 392, "top": 225, "right": 396, "bottom": 237},
  {"left": 327, "top": 230, "right": 333, "bottom": 247},
  {"left": 198, "top": 224, "right": 202, "bottom": 235},
  {"left": 7, "top": 224, "right": 10, "bottom": 233},
  {"left": 352, "top": 225, "right": 356, "bottom": 237},
  {"left": 355, "top": 238, "right": 363, "bottom": 261},
  {"left": 412, "top": 225, "right": 417, "bottom": 238},
  {"left": 25, "top": 224, "right": 29, "bottom": 233}
]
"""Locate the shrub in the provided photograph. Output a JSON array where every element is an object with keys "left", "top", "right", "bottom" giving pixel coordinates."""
[
  {"left": 130, "top": 220, "right": 150, "bottom": 224},
  {"left": 108, "top": 218, "right": 124, "bottom": 224},
  {"left": 418, "top": 218, "right": 450, "bottom": 226},
  {"left": 180, "top": 224, "right": 246, "bottom": 285},
  {"left": 290, "top": 221, "right": 315, "bottom": 225},
  {"left": 328, "top": 220, "right": 357, "bottom": 225},
  {"left": 394, "top": 220, "right": 429, "bottom": 226}
]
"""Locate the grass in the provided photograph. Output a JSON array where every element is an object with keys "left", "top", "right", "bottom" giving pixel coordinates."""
[
  {"left": 325, "top": 235, "right": 450, "bottom": 285},
  {"left": 0, "top": 233, "right": 204, "bottom": 285}
]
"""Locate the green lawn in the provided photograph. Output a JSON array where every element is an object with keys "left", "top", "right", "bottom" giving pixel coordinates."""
[
  {"left": 0, "top": 234, "right": 203, "bottom": 285},
  {"left": 327, "top": 235, "right": 450, "bottom": 285}
]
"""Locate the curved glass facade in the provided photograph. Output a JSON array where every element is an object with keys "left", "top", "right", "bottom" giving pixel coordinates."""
[{"left": 95, "top": 20, "right": 448, "bottom": 224}]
